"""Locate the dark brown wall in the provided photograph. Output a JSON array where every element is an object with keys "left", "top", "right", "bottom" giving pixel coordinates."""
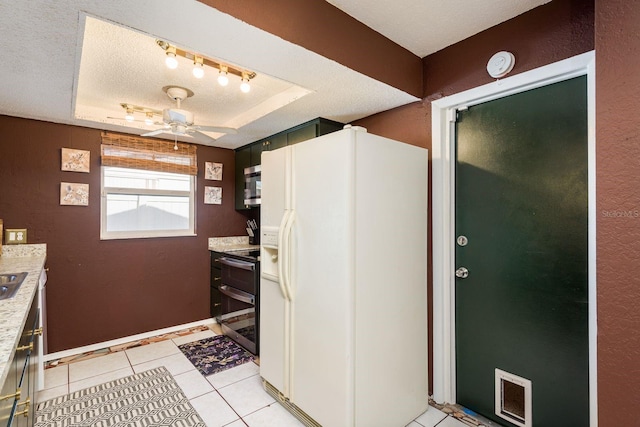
[
  {"left": 595, "top": 1, "right": 640, "bottom": 424},
  {"left": 354, "top": 102, "right": 430, "bottom": 149},
  {"left": 0, "top": 116, "right": 250, "bottom": 352},
  {"left": 422, "top": 0, "right": 594, "bottom": 101},
  {"left": 198, "top": 0, "right": 423, "bottom": 98}
]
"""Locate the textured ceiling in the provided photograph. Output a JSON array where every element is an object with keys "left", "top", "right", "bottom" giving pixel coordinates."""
[
  {"left": 74, "top": 16, "right": 312, "bottom": 144},
  {"left": 0, "top": 0, "right": 549, "bottom": 148}
]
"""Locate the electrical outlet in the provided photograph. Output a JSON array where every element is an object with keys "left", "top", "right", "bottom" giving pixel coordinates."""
[{"left": 5, "top": 229, "right": 27, "bottom": 245}]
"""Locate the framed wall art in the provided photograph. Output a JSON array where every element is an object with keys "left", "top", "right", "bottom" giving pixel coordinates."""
[
  {"left": 204, "top": 186, "right": 222, "bottom": 204},
  {"left": 205, "top": 162, "right": 223, "bottom": 180},
  {"left": 60, "top": 182, "right": 89, "bottom": 206},
  {"left": 61, "top": 148, "right": 90, "bottom": 173}
]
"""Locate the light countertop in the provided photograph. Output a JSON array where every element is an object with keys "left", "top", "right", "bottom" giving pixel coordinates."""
[
  {"left": 208, "top": 236, "right": 259, "bottom": 253},
  {"left": 0, "top": 244, "right": 46, "bottom": 388}
]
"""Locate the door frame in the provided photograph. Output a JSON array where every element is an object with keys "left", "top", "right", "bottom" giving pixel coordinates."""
[{"left": 431, "top": 51, "right": 596, "bottom": 425}]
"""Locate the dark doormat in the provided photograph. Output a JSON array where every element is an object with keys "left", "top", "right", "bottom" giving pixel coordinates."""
[{"left": 179, "top": 335, "right": 255, "bottom": 376}]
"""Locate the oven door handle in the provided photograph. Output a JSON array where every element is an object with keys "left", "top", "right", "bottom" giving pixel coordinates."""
[
  {"left": 219, "top": 285, "right": 255, "bottom": 305},
  {"left": 219, "top": 257, "right": 255, "bottom": 271}
]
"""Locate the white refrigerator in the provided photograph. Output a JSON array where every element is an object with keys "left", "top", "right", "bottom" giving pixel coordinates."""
[{"left": 260, "top": 126, "right": 428, "bottom": 427}]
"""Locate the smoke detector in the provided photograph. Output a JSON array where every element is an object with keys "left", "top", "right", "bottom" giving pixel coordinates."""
[{"left": 487, "top": 51, "right": 516, "bottom": 79}]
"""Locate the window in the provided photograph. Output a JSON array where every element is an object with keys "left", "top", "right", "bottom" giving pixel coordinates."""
[
  {"left": 101, "top": 167, "right": 195, "bottom": 239},
  {"left": 100, "top": 132, "right": 197, "bottom": 240}
]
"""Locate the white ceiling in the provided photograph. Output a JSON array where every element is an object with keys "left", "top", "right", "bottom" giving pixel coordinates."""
[
  {"left": 326, "top": 0, "right": 550, "bottom": 58},
  {"left": 0, "top": 0, "right": 549, "bottom": 149}
]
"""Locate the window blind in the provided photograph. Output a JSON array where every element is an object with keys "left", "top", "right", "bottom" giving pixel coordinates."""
[{"left": 101, "top": 132, "right": 198, "bottom": 176}]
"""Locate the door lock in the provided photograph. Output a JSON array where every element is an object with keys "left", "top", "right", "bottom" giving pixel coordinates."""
[
  {"left": 455, "top": 267, "right": 469, "bottom": 279},
  {"left": 457, "top": 235, "right": 468, "bottom": 246}
]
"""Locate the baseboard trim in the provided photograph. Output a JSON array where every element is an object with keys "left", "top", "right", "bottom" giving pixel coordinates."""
[{"left": 44, "top": 318, "right": 217, "bottom": 362}]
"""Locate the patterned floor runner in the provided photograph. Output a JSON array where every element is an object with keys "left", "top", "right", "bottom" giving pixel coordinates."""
[
  {"left": 35, "top": 367, "right": 205, "bottom": 427},
  {"left": 179, "top": 335, "right": 255, "bottom": 376}
]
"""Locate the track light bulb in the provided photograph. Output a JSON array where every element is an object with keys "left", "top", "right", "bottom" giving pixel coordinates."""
[
  {"left": 218, "top": 66, "right": 229, "bottom": 86},
  {"left": 165, "top": 46, "right": 178, "bottom": 69},
  {"left": 165, "top": 53, "right": 178, "bottom": 69},
  {"left": 240, "top": 72, "right": 251, "bottom": 93},
  {"left": 192, "top": 56, "right": 204, "bottom": 78},
  {"left": 144, "top": 113, "right": 154, "bottom": 126},
  {"left": 125, "top": 108, "right": 135, "bottom": 122},
  {"left": 192, "top": 63, "right": 204, "bottom": 78}
]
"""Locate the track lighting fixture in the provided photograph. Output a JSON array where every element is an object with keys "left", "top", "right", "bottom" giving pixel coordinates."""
[
  {"left": 119, "top": 104, "right": 161, "bottom": 124},
  {"left": 156, "top": 39, "right": 256, "bottom": 91}
]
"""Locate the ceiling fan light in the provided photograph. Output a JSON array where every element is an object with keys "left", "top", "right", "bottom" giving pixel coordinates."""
[
  {"left": 165, "top": 45, "right": 178, "bottom": 69},
  {"left": 192, "top": 56, "right": 204, "bottom": 78}
]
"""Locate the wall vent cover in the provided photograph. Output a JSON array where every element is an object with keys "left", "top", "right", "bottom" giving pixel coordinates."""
[{"left": 495, "top": 368, "right": 532, "bottom": 427}]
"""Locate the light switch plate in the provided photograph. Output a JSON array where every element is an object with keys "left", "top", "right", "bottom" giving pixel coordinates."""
[{"left": 5, "top": 229, "right": 27, "bottom": 245}]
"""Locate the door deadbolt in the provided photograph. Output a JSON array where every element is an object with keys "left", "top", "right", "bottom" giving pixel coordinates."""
[
  {"left": 455, "top": 267, "right": 469, "bottom": 279},
  {"left": 457, "top": 235, "right": 468, "bottom": 246}
]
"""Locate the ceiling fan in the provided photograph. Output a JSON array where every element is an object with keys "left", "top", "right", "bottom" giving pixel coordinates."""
[{"left": 140, "top": 86, "right": 237, "bottom": 144}]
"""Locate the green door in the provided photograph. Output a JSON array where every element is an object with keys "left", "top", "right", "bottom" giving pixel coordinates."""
[{"left": 455, "top": 76, "right": 589, "bottom": 427}]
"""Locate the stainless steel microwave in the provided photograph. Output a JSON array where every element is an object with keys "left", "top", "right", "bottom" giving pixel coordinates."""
[{"left": 244, "top": 165, "right": 261, "bottom": 206}]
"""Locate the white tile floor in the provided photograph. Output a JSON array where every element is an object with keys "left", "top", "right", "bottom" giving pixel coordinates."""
[{"left": 36, "top": 329, "right": 467, "bottom": 427}]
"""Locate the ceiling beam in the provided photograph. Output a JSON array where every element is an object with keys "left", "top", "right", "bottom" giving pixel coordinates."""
[{"left": 198, "top": 0, "right": 423, "bottom": 98}]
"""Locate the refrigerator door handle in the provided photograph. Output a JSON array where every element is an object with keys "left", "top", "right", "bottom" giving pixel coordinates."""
[
  {"left": 277, "top": 210, "right": 291, "bottom": 301},
  {"left": 282, "top": 210, "right": 296, "bottom": 301}
]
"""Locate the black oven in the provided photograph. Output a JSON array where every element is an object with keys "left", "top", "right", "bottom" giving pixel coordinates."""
[{"left": 218, "top": 251, "right": 260, "bottom": 354}]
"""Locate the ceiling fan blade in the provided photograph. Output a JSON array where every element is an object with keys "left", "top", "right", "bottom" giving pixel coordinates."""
[
  {"left": 107, "top": 116, "right": 147, "bottom": 124},
  {"left": 190, "top": 130, "right": 217, "bottom": 143},
  {"left": 194, "top": 125, "right": 238, "bottom": 134},
  {"left": 141, "top": 129, "right": 166, "bottom": 137},
  {"left": 107, "top": 117, "right": 167, "bottom": 128}
]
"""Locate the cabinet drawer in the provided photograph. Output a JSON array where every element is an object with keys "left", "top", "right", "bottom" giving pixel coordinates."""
[
  {"left": 211, "top": 252, "right": 223, "bottom": 288},
  {"left": 210, "top": 286, "right": 222, "bottom": 319},
  {"left": 211, "top": 252, "right": 223, "bottom": 268},
  {"left": 211, "top": 267, "right": 222, "bottom": 286}
]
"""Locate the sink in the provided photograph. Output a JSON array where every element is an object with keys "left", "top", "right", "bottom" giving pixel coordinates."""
[{"left": 0, "top": 272, "right": 28, "bottom": 300}]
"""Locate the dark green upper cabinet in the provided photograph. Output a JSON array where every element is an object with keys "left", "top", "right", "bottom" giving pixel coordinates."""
[
  {"left": 265, "top": 133, "right": 287, "bottom": 153},
  {"left": 250, "top": 141, "right": 264, "bottom": 167},
  {"left": 234, "top": 145, "right": 251, "bottom": 211},
  {"left": 249, "top": 133, "right": 287, "bottom": 167},
  {"left": 287, "top": 124, "right": 317, "bottom": 145},
  {"left": 234, "top": 118, "right": 343, "bottom": 210}
]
